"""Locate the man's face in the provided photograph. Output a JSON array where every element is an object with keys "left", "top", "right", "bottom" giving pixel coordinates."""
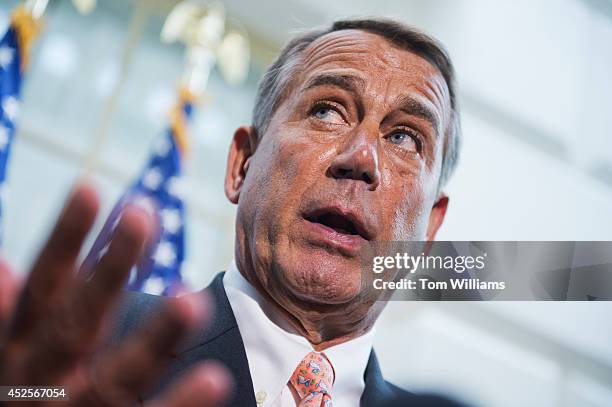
[{"left": 227, "top": 29, "right": 451, "bottom": 312}]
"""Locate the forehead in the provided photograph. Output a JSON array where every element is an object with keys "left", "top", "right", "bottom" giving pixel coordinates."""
[{"left": 299, "top": 29, "right": 447, "bottom": 98}]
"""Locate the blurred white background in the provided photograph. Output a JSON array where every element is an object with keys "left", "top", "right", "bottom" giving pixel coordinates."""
[{"left": 1, "top": 0, "right": 611, "bottom": 406}]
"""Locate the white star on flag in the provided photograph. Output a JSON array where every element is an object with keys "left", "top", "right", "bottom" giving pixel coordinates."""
[
  {"left": 84, "top": 92, "right": 192, "bottom": 296},
  {"left": 161, "top": 208, "right": 181, "bottom": 234},
  {"left": 142, "top": 276, "right": 166, "bottom": 295},
  {"left": 155, "top": 136, "right": 171, "bottom": 156},
  {"left": 142, "top": 167, "right": 162, "bottom": 190},
  {"left": 153, "top": 240, "right": 176, "bottom": 268},
  {"left": 167, "top": 176, "right": 186, "bottom": 199},
  {"left": 0, "top": 125, "right": 9, "bottom": 151},
  {"left": 2, "top": 96, "right": 19, "bottom": 122},
  {"left": 0, "top": 46, "right": 13, "bottom": 70}
]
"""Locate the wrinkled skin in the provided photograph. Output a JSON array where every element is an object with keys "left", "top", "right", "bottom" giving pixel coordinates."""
[{"left": 225, "top": 30, "right": 451, "bottom": 348}]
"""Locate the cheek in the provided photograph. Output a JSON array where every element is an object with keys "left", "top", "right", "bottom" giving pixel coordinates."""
[
  {"left": 241, "top": 128, "right": 330, "bottom": 236},
  {"left": 379, "top": 139, "right": 444, "bottom": 241},
  {"left": 382, "top": 175, "right": 430, "bottom": 240},
  {"left": 269, "top": 125, "right": 336, "bottom": 183}
]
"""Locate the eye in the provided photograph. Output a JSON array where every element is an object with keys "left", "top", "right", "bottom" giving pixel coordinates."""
[
  {"left": 386, "top": 130, "right": 421, "bottom": 152},
  {"left": 310, "top": 103, "right": 345, "bottom": 125}
]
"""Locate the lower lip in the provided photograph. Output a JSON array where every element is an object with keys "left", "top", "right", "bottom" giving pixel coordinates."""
[{"left": 301, "top": 218, "right": 368, "bottom": 256}]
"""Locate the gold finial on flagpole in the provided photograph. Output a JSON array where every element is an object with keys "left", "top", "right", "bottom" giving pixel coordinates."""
[
  {"left": 160, "top": 1, "right": 250, "bottom": 156},
  {"left": 11, "top": 0, "right": 46, "bottom": 71},
  {"left": 21, "top": 0, "right": 97, "bottom": 19},
  {"left": 161, "top": 0, "right": 250, "bottom": 97},
  {"left": 14, "top": 0, "right": 97, "bottom": 70}
]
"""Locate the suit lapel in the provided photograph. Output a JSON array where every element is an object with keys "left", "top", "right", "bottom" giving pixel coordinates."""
[{"left": 361, "top": 350, "right": 396, "bottom": 406}]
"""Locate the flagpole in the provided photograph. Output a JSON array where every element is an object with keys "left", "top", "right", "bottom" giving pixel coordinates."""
[{"left": 81, "top": 0, "right": 148, "bottom": 179}]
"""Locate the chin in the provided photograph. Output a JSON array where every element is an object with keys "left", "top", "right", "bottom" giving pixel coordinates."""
[{"left": 277, "top": 247, "right": 364, "bottom": 306}]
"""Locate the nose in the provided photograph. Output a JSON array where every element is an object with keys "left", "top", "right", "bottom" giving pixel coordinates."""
[{"left": 329, "top": 130, "right": 381, "bottom": 191}]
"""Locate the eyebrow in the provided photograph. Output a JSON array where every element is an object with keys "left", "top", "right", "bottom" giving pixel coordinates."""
[
  {"left": 303, "top": 73, "right": 366, "bottom": 95},
  {"left": 395, "top": 95, "right": 440, "bottom": 133},
  {"left": 302, "top": 73, "right": 441, "bottom": 133}
]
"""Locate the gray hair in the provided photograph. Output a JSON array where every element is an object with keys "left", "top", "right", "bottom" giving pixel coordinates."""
[{"left": 252, "top": 18, "right": 461, "bottom": 189}]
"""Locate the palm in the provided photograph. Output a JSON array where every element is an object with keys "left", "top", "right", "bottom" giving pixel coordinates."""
[{"left": 0, "top": 183, "right": 231, "bottom": 406}]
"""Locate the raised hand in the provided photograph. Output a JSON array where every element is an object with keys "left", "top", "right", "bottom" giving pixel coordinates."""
[{"left": 0, "top": 183, "right": 231, "bottom": 406}]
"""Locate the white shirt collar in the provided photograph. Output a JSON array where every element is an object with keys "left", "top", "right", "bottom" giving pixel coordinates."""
[{"left": 223, "top": 260, "right": 375, "bottom": 406}]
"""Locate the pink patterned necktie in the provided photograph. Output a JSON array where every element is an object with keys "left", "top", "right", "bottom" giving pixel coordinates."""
[{"left": 289, "top": 351, "right": 335, "bottom": 407}]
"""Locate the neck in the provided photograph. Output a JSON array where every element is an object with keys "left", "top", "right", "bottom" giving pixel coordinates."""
[
  {"left": 285, "top": 307, "right": 379, "bottom": 351},
  {"left": 235, "top": 259, "right": 382, "bottom": 350}
]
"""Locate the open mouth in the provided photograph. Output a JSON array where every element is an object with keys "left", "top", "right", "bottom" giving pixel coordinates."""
[{"left": 304, "top": 208, "right": 370, "bottom": 240}]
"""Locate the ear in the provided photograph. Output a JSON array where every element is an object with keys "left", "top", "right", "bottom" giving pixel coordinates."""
[
  {"left": 425, "top": 193, "right": 449, "bottom": 240},
  {"left": 225, "top": 125, "right": 257, "bottom": 204}
]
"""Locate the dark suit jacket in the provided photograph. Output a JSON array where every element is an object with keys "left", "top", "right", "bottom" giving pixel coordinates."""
[{"left": 113, "top": 273, "right": 460, "bottom": 407}]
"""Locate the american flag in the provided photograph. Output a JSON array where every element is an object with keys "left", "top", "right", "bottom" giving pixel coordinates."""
[
  {"left": 0, "top": 18, "right": 25, "bottom": 239},
  {"left": 84, "top": 95, "right": 192, "bottom": 296}
]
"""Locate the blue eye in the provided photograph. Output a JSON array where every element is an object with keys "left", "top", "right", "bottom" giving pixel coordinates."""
[
  {"left": 387, "top": 131, "right": 419, "bottom": 152},
  {"left": 310, "top": 103, "right": 345, "bottom": 124},
  {"left": 314, "top": 107, "right": 332, "bottom": 119},
  {"left": 389, "top": 132, "right": 408, "bottom": 144}
]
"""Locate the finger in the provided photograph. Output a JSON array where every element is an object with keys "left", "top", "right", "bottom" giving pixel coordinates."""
[
  {"left": 24, "top": 206, "right": 152, "bottom": 383},
  {"left": 148, "top": 362, "right": 233, "bottom": 407},
  {"left": 10, "top": 183, "right": 99, "bottom": 340},
  {"left": 70, "top": 205, "right": 152, "bottom": 345},
  {"left": 69, "top": 293, "right": 212, "bottom": 406},
  {"left": 0, "top": 257, "right": 21, "bottom": 336}
]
